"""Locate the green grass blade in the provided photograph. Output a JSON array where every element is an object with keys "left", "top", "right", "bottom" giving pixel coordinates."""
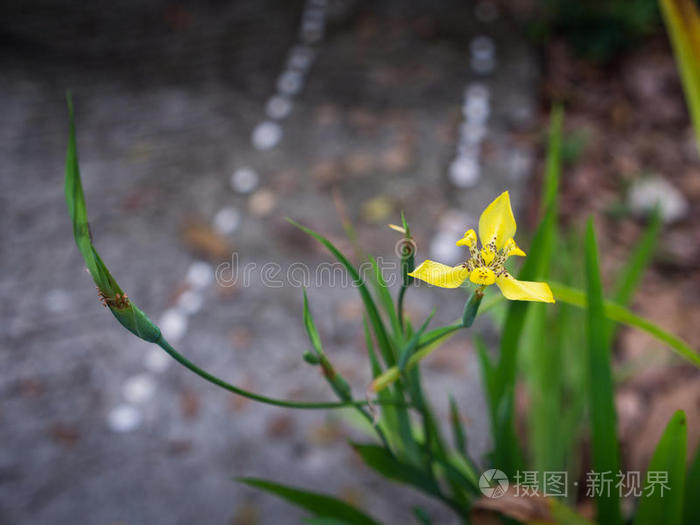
[
  {"left": 612, "top": 209, "right": 661, "bottom": 308},
  {"left": 549, "top": 282, "right": 700, "bottom": 367},
  {"left": 584, "top": 220, "right": 621, "bottom": 525},
  {"left": 543, "top": 103, "right": 563, "bottom": 210},
  {"left": 448, "top": 395, "right": 467, "bottom": 457},
  {"left": 634, "top": 410, "right": 687, "bottom": 525},
  {"left": 303, "top": 289, "right": 324, "bottom": 355},
  {"left": 660, "top": 0, "right": 700, "bottom": 152},
  {"left": 369, "top": 256, "right": 402, "bottom": 339},
  {"left": 350, "top": 443, "right": 441, "bottom": 497},
  {"left": 237, "top": 478, "right": 381, "bottom": 525},
  {"left": 288, "top": 220, "right": 396, "bottom": 367},
  {"left": 684, "top": 442, "right": 700, "bottom": 525}
]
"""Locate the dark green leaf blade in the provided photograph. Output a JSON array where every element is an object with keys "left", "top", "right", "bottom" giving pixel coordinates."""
[
  {"left": 635, "top": 410, "right": 687, "bottom": 525},
  {"left": 350, "top": 442, "right": 441, "bottom": 497},
  {"left": 237, "top": 478, "right": 381, "bottom": 525},
  {"left": 584, "top": 220, "right": 622, "bottom": 525},
  {"left": 683, "top": 442, "right": 700, "bottom": 525}
]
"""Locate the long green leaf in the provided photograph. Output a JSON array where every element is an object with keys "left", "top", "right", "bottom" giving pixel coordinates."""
[
  {"left": 660, "top": 0, "right": 700, "bottom": 151},
  {"left": 448, "top": 395, "right": 467, "bottom": 457},
  {"left": 584, "top": 220, "right": 621, "bottom": 525},
  {"left": 612, "top": 209, "right": 661, "bottom": 308},
  {"left": 65, "top": 96, "right": 408, "bottom": 412},
  {"left": 550, "top": 282, "right": 700, "bottom": 367},
  {"left": 634, "top": 410, "right": 687, "bottom": 525},
  {"left": 350, "top": 443, "right": 441, "bottom": 497},
  {"left": 684, "top": 442, "right": 700, "bottom": 525},
  {"left": 237, "top": 478, "right": 381, "bottom": 525},
  {"left": 369, "top": 256, "right": 402, "bottom": 339},
  {"left": 288, "top": 220, "right": 395, "bottom": 368},
  {"left": 303, "top": 289, "right": 324, "bottom": 356},
  {"left": 65, "top": 93, "right": 161, "bottom": 343}
]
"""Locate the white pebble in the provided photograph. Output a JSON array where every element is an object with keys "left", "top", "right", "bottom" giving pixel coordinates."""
[
  {"left": 252, "top": 121, "right": 283, "bottom": 151},
  {"left": 287, "top": 45, "right": 316, "bottom": 70},
  {"left": 465, "top": 83, "right": 490, "bottom": 101},
  {"left": 266, "top": 95, "right": 293, "bottom": 120},
  {"left": 628, "top": 176, "right": 689, "bottom": 224},
  {"left": 300, "top": 24, "right": 323, "bottom": 43},
  {"left": 185, "top": 261, "right": 214, "bottom": 290},
  {"left": 144, "top": 347, "right": 171, "bottom": 373},
  {"left": 122, "top": 374, "right": 156, "bottom": 404},
  {"left": 449, "top": 157, "right": 480, "bottom": 188},
  {"left": 45, "top": 288, "right": 72, "bottom": 313},
  {"left": 213, "top": 206, "right": 241, "bottom": 235},
  {"left": 108, "top": 404, "right": 142, "bottom": 433},
  {"left": 176, "top": 289, "right": 204, "bottom": 315},
  {"left": 460, "top": 121, "right": 487, "bottom": 144},
  {"left": 470, "top": 36, "right": 495, "bottom": 60},
  {"left": 159, "top": 308, "right": 188, "bottom": 342},
  {"left": 230, "top": 167, "right": 259, "bottom": 194},
  {"left": 471, "top": 55, "right": 496, "bottom": 74},
  {"left": 277, "top": 70, "right": 304, "bottom": 96},
  {"left": 463, "top": 96, "right": 490, "bottom": 122}
]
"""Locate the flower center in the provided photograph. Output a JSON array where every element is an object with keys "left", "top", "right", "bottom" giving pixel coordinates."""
[{"left": 465, "top": 238, "right": 507, "bottom": 284}]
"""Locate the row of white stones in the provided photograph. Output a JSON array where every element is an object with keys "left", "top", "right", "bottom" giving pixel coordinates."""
[
  {"left": 108, "top": 0, "right": 330, "bottom": 433},
  {"left": 432, "top": 0, "right": 499, "bottom": 264}
]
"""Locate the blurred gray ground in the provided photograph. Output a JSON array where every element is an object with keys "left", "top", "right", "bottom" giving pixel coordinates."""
[{"left": 0, "top": 1, "right": 537, "bottom": 524}]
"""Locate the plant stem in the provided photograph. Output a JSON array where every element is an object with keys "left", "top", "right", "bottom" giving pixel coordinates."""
[
  {"left": 397, "top": 284, "right": 408, "bottom": 333},
  {"left": 156, "top": 335, "right": 409, "bottom": 410}
]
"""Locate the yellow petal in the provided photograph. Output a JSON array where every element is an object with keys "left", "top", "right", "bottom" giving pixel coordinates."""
[
  {"left": 408, "top": 260, "right": 470, "bottom": 288},
  {"left": 456, "top": 229, "right": 477, "bottom": 247},
  {"left": 504, "top": 238, "right": 526, "bottom": 257},
  {"left": 469, "top": 266, "right": 496, "bottom": 285},
  {"left": 496, "top": 273, "right": 554, "bottom": 303},
  {"left": 478, "top": 191, "right": 516, "bottom": 250},
  {"left": 388, "top": 223, "right": 406, "bottom": 234}
]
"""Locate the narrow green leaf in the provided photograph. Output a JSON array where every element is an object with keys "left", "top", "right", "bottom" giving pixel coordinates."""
[
  {"left": 543, "top": 103, "right": 563, "bottom": 211},
  {"left": 549, "top": 282, "right": 700, "bottom": 368},
  {"left": 64, "top": 93, "right": 161, "bottom": 343},
  {"left": 64, "top": 96, "right": 407, "bottom": 412},
  {"left": 369, "top": 256, "right": 402, "bottom": 339},
  {"left": 350, "top": 443, "right": 441, "bottom": 497},
  {"left": 448, "top": 396, "right": 467, "bottom": 457},
  {"left": 684, "top": 443, "right": 700, "bottom": 525},
  {"left": 363, "top": 317, "right": 382, "bottom": 379},
  {"left": 413, "top": 507, "right": 431, "bottom": 525},
  {"left": 660, "top": 0, "right": 700, "bottom": 152},
  {"left": 397, "top": 310, "right": 434, "bottom": 371},
  {"left": 237, "top": 478, "right": 381, "bottom": 525},
  {"left": 288, "top": 219, "right": 395, "bottom": 367},
  {"left": 584, "top": 220, "right": 621, "bottom": 525},
  {"left": 303, "top": 289, "right": 324, "bottom": 356},
  {"left": 612, "top": 209, "right": 661, "bottom": 308},
  {"left": 635, "top": 410, "right": 687, "bottom": 525}
]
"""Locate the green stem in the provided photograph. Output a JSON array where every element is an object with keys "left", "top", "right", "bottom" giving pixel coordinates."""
[
  {"left": 397, "top": 284, "right": 408, "bottom": 333},
  {"left": 156, "top": 335, "right": 408, "bottom": 410}
]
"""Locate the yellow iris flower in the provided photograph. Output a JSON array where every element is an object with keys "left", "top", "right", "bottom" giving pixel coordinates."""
[{"left": 408, "top": 191, "right": 554, "bottom": 303}]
